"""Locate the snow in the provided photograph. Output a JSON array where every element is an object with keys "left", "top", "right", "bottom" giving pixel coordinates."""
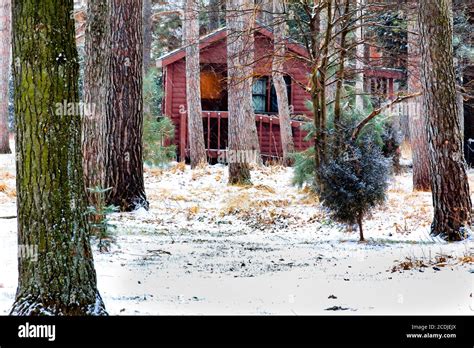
[{"left": 0, "top": 145, "right": 473, "bottom": 315}]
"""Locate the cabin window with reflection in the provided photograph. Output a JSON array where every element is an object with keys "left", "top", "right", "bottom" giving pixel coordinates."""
[{"left": 252, "top": 76, "right": 291, "bottom": 113}]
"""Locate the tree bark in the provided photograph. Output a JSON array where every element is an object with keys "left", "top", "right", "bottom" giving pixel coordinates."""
[
  {"left": 226, "top": 0, "right": 258, "bottom": 184},
  {"left": 11, "top": 0, "right": 106, "bottom": 315},
  {"left": 354, "top": 0, "right": 365, "bottom": 111},
  {"left": 0, "top": 0, "right": 12, "bottom": 154},
  {"left": 106, "top": 0, "right": 148, "bottom": 211},
  {"left": 357, "top": 214, "right": 364, "bottom": 242},
  {"left": 272, "top": 0, "right": 294, "bottom": 165},
  {"left": 242, "top": 0, "right": 261, "bottom": 160},
  {"left": 419, "top": 0, "right": 472, "bottom": 241},
  {"left": 143, "top": 0, "right": 153, "bottom": 72},
  {"left": 184, "top": 0, "right": 207, "bottom": 168},
  {"left": 311, "top": 1, "right": 332, "bottom": 187},
  {"left": 208, "top": 0, "right": 221, "bottom": 31},
  {"left": 407, "top": 6, "right": 431, "bottom": 191},
  {"left": 83, "top": 0, "right": 110, "bottom": 207},
  {"left": 333, "top": 0, "right": 349, "bottom": 151}
]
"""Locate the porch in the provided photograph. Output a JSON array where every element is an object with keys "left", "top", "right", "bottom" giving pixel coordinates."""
[{"left": 178, "top": 111, "right": 312, "bottom": 162}]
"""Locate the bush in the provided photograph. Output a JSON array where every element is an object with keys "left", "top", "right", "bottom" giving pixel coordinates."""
[
  {"left": 143, "top": 68, "right": 176, "bottom": 167},
  {"left": 86, "top": 187, "right": 119, "bottom": 252},
  {"left": 318, "top": 133, "right": 390, "bottom": 241},
  {"left": 143, "top": 116, "right": 176, "bottom": 167},
  {"left": 292, "top": 121, "right": 316, "bottom": 189}
]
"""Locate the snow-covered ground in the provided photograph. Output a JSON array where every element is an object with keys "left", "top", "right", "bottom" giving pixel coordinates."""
[{"left": 0, "top": 142, "right": 473, "bottom": 315}]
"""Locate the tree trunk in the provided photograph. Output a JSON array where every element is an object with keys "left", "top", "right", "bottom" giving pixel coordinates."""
[
  {"left": 208, "top": 0, "right": 221, "bottom": 32},
  {"left": 419, "top": 0, "right": 472, "bottom": 241},
  {"left": 185, "top": 0, "right": 207, "bottom": 168},
  {"left": 11, "top": 0, "right": 106, "bottom": 315},
  {"left": 0, "top": 0, "right": 12, "bottom": 154},
  {"left": 407, "top": 7, "right": 430, "bottom": 191},
  {"left": 312, "top": 1, "right": 332, "bottom": 187},
  {"left": 106, "top": 0, "right": 148, "bottom": 211},
  {"left": 83, "top": 0, "right": 110, "bottom": 208},
  {"left": 258, "top": 0, "right": 273, "bottom": 25},
  {"left": 357, "top": 214, "right": 364, "bottom": 242},
  {"left": 143, "top": 0, "right": 153, "bottom": 72},
  {"left": 354, "top": 0, "right": 365, "bottom": 111},
  {"left": 242, "top": 0, "right": 261, "bottom": 161},
  {"left": 272, "top": 0, "right": 294, "bottom": 165},
  {"left": 333, "top": 0, "right": 349, "bottom": 152},
  {"left": 226, "top": 0, "right": 257, "bottom": 184}
]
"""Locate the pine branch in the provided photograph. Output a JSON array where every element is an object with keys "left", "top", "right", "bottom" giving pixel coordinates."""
[{"left": 351, "top": 91, "right": 422, "bottom": 141}]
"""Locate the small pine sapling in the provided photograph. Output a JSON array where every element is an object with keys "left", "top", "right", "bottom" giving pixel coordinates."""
[
  {"left": 86, "top": 186, "right": 119, "bottom": 252},
  {"left": 318, "top": 133, "right": 390, "bottom": 241}
]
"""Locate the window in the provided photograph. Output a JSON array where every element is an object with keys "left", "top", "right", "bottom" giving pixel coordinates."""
[
  {"left": 200, "top": 64, "right": 228, "bottom": 111},
  {"left": 252, "top": 76, "right": 292, "bottom": 113},
  {"left": 252, "top": 78, "right": 267, "bottom": 113}
]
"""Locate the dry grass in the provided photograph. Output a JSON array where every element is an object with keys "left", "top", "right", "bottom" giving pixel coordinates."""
[
  {"left": 399, "top": 140, "right": 412, "bottom": 161},
  {"left": 220, "top": 191, "right": 291, "bottom": 218},
  {"left": 0, "top": 172, "right": 14, "bottom": 180},
  {"left": 191, "top": 167, "right": 211, "bottom": 181},
  {"left": 148, "top": 168, "right": 163, "bottom": 177},
  {"left": 253, "top": 184, "right": 276, "bottom": 194},
  {"left": 170, "top": 162, "right": 186, "bottom": 174},
  {"left": 0, "top": 182, "right": 7, "bottom": 192},
  {"left": 391, "top": 257, "right": 428, "bottom": 272},
  {"left": 391, "top": 251, "right": 474, "bottom": 272},
  {"left": 186, "top": 205, "right": 200, "bottom": 219},
  {"left": 169, "top": 194, "right": 190, "bottom": 202}
]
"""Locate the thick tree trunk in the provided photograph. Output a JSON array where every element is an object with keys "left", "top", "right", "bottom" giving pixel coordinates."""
[
  {"left": 83, "top": 0, "right": 110, "bottom": 207},
  {"left": 407, "top": 7, "right": 430, "bottom": 191},
  {"left": 272, "top": 0, "right": 294, "bottom": 165},
  {"left": 226, "top": 0, "right": 257, "bottom": 184},
  {"left": 419, "top": 0, "right": 472, "bottom": 241},
  {"left": 185, "top": 0, "right": 207, "bottom": 168},
  {"left": 0, "top": 0, "right": 12, "bottom": 154},
  {"left": 106, "top": 0, "right": 148, "bottom": 211},
  {"left": 11, "top": 0, "right": 106, "bottom": 315}
]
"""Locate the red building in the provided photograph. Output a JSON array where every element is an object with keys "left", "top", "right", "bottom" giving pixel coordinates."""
[{"left": 157, "top": 25, "right": 403, "bottom": 162}]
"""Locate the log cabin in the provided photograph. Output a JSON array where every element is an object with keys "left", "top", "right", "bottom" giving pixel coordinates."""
[{"left": 156, "top": 25, "right": 404, "bottom": 162}]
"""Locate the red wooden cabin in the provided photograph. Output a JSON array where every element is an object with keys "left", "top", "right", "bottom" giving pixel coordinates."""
[
  {"left": 157, "top": 26, "right": 314, "bottom": 162},
  {"left": 157, "top": 25, "right": 404, "bottom": 162}
]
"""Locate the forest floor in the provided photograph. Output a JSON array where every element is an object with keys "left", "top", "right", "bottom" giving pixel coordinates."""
[{"left": 0, "top": 141, "right": 473, "bottom": 315}]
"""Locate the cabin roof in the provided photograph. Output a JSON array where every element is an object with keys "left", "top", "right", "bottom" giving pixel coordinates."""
[{"left": 156, "top": 23, "right": 308, "bottom": 68}]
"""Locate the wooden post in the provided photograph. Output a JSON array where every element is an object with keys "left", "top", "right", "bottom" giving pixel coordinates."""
[
  {"left": 217, "top": 112, "right": 221, "bottom": 150},
  {"left": 269, "top": 117, "right": 273, "bottom": 157},
  {"left": 207, "top": 112, "right": 211, "bottom": 155},
  {"left": 180, "top": 112, "right": 187, "bottom": 161},
  {"left": 388, "top": 78, "right": 394, "bottom": 99}
]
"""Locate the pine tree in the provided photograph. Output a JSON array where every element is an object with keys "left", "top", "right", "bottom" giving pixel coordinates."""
[{"left": 106, "top": 0, "right": 148, "bottom": 211}]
